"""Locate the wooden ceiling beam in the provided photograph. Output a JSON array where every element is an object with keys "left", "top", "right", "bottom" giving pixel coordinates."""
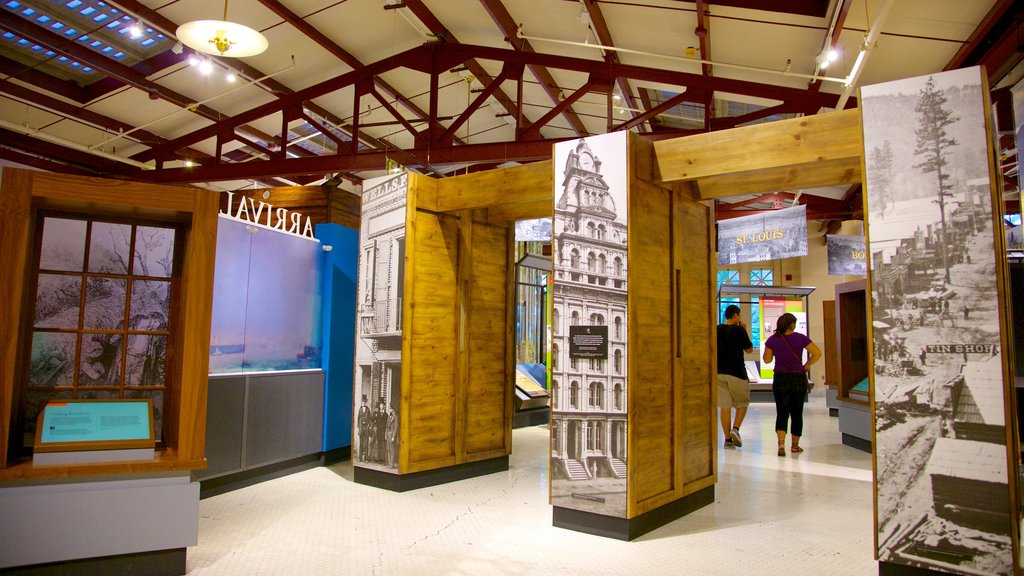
[{"left": 653, "top": 108, "right": 861, "bottom": 186}]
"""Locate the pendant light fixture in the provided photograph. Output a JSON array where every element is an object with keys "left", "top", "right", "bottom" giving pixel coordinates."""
[{"left": 175, "top": 0, "right": 268, "bottom": 57}]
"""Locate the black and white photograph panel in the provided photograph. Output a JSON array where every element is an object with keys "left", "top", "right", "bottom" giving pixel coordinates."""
[
  {"left": 352, "top": 173, "right": 408, "bottom": 472},
  {"left": 862, "top": 66, "right": 1013, "bottom": 576},
  {"left": 551, "top": 131, "right": 629, "bottom": 518},
  {"left": 826, "top": 234, "right": 867, "bottom": 276}
]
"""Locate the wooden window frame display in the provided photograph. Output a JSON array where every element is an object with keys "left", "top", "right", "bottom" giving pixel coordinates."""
[
  {"left": 18, "top": 211, "right": 183, "bottom": 450},
  {"left": 0, "top": 168, "right": 218, "bottom": 480}
]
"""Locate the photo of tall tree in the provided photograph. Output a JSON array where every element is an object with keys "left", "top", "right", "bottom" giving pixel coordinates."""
[{"left": 861, "top": 66, "right": 1014, "bottom": 576}]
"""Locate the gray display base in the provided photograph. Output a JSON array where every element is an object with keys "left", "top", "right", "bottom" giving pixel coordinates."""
[
  {"left": 513, "top": 407, "right": 550, "bottom": 428},
  {"left": 33, "top": 448, "right": 154, "bottom": 466},
  {"left": 0, "top": 548, "right": 184, "bottom": 576},
  {"left": 0, "top": 472, "right": 198, "bottom": 570},
  {"left": 825, "top": 386, "right": 840, "bottom": 417},
  {"left": 838, "top": 398, "right": 872, "bottom": 453}
]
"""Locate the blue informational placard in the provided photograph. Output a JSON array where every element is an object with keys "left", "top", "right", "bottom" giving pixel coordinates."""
[{"left": 39, "top": 401, "right": 153, "bottom": 444}]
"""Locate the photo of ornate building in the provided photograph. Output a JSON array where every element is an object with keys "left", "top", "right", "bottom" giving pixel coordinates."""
[{"left": 551, "top": 133, "right": 629, "bottom": 517}]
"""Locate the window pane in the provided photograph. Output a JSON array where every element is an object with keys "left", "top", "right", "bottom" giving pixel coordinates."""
[
  {"left": 29, "top": 332, "right": 77, "bottom": 386},
  {"left": 83, "top": 277, "right": 126, "bottom": 329},
  {"left": 133, "top": 226, "right": 175, "bottom": 277},
  {"left": 130, "top": 280, "right": 170, "bottom": 330},
  {"left": 39, "top": 218, "right": 86, "bottom": 271},
  {"left": 125, "top": 335, "right": 166, "bottom": 386},
  {"left": 79, "top": 333, "right": 122, "bottom": 386},
  {"left": 88, "top": 222, "right": 131, "bottom": 273},
  {"left": 23, "top": 388, "right": 73, "bottom": 441},
  {"left": 34, "top": 274, "right": 81, "bottom": 329}
]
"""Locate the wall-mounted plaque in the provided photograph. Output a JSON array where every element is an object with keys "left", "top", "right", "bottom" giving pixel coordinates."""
[
  {"left": 568, "top": 325, "right": 608, "bottom": 359},
  {"left": 34, "top": 399, "right": 155, "bottom": 453}
]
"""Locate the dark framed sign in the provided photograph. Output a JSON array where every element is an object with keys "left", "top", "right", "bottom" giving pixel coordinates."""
[{"left": 568, "top": 325, "right": 608, "bottom": 359}]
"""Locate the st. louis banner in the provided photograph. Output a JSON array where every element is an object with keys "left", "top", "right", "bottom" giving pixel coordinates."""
[{"left": 717, "top": 205, "right": 808, "bottom": 265}]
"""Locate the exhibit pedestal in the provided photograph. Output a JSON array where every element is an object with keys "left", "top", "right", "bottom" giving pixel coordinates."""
[
  {"left": 0, "top": 472, "right": 198, "bottom": 574},
  {"left": 552, "top": 486, "right": 714, "bottom": 541},
  {"left": 826, "top": 385, "right": 840, "bottom": 417},
  {"left": 838, "top": 399, "right": 871, "bottom": 453}
]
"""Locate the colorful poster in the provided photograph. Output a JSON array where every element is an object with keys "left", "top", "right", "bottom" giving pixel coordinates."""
[
  {"left": 716, "top": 205, "right": 808, "bottom": 265},
  {"left": 826, "top": 234, "right": 867, "bottom": 276},
  {"left": 758, "top": 298, "right": 805, "bottom": 380},
  {"left": 862, "top": 67, "right": 1013, "bottom": 575},
  {"left": 551, "top": 132, "right": 629, "bottom": 518},
  {"left": 352, "top": 173, "right": 407, "bottom": 473}
]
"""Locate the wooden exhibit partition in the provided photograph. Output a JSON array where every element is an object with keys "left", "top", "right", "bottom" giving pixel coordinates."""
[
  {"left": 356, "top": 170, "right": 535, "bottom": 489},
  {"left": 628, "top": 135, "right": 717, "bottom": 522},
  {"left": 0, "top": 168, "right": 217, "bottom": 479}
]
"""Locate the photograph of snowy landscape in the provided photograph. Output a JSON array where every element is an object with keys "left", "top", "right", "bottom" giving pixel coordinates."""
[{"left": 862, "top": 67, "right": 1013, "bottom": 576}]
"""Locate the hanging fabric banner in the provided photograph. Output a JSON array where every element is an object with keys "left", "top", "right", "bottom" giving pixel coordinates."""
[
  {"left": 826, "top": 234, "right": 867, "bottom": 276},
  {"left": 716, "top": 205, "right": 808, "bottom": 265}
]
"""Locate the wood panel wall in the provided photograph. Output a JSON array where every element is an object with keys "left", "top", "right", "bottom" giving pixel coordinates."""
[
  {"left": 399, "top": 174, "right": 514, "bottom": 475},
  {"left": 402, "top": 177, "right": 459, "bottom": 473},
  {"left": 462, "top": 214, "right": 512, "bottom": 459},
  {"left": 628, "top": 134, "right": 716, "bottom": 517},
  {"left": 627, "top": 175, "right": 677, "bottom": 512},
  {"left": 0, "top": 168, "right": 217, "bottom": 480}
]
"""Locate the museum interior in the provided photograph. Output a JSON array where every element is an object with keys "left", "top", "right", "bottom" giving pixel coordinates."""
[{"left": 1, "top": 1, "right": 1023, "bottom": 575}]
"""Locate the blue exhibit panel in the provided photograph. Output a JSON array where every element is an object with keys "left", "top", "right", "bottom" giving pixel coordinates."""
[{"left": 316, "top": 224, "right": 359, "bottom": 452}]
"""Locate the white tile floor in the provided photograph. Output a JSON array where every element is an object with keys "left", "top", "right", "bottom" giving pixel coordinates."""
[{"left": 187, "top": 396, "right": 877, "bottom": 575}]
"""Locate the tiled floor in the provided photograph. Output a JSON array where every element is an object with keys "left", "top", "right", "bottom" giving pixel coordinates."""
[{"left": 187, "top": 396, "right": 877, "bottom": 575}]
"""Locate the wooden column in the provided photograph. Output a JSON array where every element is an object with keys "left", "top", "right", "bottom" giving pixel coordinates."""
[{"left": 355, "top": 168, "right": 538, "bottom": 491}]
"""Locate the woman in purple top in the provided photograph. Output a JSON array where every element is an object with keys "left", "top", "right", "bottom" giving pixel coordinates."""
[{"left": 762, "top": 313, "right": 822, "bottom": 456}]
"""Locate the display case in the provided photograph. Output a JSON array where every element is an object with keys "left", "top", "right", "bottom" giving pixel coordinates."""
[
  {"left": 715, "top": 284, "right": 816, "bottom": 396},
  {"left": 834, "top": 279, "right": 869, "bottom": 404}
]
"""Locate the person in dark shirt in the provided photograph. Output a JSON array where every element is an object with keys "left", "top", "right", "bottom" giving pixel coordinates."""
[{"left": 717, "top": 304, "right": 753, "bottom": 448}]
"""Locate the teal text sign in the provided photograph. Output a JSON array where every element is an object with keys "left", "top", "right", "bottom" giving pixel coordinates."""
[{"left": 39, "top": 401, "right": 152, "bottom": 444}]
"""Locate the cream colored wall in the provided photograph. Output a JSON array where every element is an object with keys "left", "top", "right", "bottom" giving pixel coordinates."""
[{"left": 796, "top": 220, "right": 864, "bottom": 387}]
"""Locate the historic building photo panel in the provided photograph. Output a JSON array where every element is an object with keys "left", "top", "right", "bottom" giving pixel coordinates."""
[
  {"left": 551, "top": 132, "right": 629, "bottom": 518},
  {"left": 352, "top": 173, "right": 407, "bottom": 472},
  {"left": 862, "top": 67, "right": 1013, "bottom": 576}
]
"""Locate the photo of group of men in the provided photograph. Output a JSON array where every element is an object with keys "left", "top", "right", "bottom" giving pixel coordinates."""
[{"left": 356, "top": 396, "right": 398, "bottom": 467}]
